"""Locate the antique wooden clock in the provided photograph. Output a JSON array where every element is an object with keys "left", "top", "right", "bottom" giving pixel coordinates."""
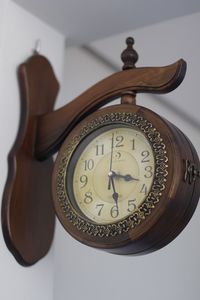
[{"left": 2, "top": 37, "right": 200, "bottom": 265}]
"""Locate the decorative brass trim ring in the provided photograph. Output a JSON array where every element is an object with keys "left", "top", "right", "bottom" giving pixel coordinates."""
[{"left": 55, "top": 112, "right": 168, "bottom": 237}]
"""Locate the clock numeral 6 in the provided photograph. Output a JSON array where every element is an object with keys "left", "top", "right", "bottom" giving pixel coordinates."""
[
  {"left": 110, "top": 205, "right": 119, "bottom": 218},
  {"left": 84, "top": 191, "right": 93, "bottom": 204}
]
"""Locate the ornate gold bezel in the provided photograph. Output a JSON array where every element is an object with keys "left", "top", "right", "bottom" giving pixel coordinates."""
[{"left": 55, "top": 111, "right": 168, "bottom": 237}]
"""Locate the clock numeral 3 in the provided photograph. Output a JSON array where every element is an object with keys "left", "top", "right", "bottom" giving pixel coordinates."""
[{"left": 144, "top": 166, "right": 153, "bottom": 178}]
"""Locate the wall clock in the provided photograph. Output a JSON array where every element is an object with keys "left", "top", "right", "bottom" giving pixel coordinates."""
[
  {"left": 2, "top": 37, "right": 200, "bottom": 265},
  {"left": 52, "top": 38, "right": 200, "bottom": 255}
]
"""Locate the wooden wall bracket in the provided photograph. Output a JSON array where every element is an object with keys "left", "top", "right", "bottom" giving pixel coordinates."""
[{"left": 1, "top": 39, "right": 187, "bottom": 266}]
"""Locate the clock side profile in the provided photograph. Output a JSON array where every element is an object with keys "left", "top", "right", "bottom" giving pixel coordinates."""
[{"left": 2, "top": 37, "right": 200, "bottom": 265}]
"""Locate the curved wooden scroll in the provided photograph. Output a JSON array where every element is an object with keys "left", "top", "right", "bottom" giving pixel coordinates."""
[
  {"left": 35, "top": 59, "right": 186, "bottom": 160},
  {"left": 2, "top": 55, "right": 57, "bottom": 266}
]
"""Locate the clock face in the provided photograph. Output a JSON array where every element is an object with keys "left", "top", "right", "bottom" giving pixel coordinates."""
[{"left": 66, "top": 125, "right": 155, "bottom": 224}]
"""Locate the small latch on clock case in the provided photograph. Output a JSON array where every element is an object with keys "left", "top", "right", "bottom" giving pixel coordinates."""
[{"left": 184, "top": 160, "right": 200, "bottom": 184}]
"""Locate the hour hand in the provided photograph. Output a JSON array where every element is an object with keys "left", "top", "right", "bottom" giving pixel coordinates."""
[{"left": 111, "top": 171, "right": 139, "bottom": 182}]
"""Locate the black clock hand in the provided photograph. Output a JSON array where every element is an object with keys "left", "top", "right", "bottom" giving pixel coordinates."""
[
  {"left": 111, "top": 171, "right": 139, "bottom": 182},
  {"left": 108, "top": 133, "right": 114, "bottom": 190},
  {"left": 110, "top": 175, "right": 119, "bottom": 207}
]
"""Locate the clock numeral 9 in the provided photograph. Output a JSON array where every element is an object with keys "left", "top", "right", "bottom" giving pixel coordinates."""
[
  {"left": 80, "top": 175, "right": 88, "bottom": 188},
  {"left": 84, "top": 192, "right": 93, "bottom": 204},
  {"left": 110, "top": 205, "right": 119, "bottom": 218},
  {"left": 84, "top": 159, "right": 94, "bottom": 171},
  {"left": 141, "top": 150, "right": 150, "bottom": 163},
  {"left": 144, "top": 166, "right": 153, "bottom": 178},
  {"left": 127, "top": 199, "right": 137, "bottom": 212}
]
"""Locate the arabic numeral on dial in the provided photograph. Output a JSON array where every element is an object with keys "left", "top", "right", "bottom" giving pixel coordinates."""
[
  {"left": 84, "top": 159, "right": 94, "bottom": 171},
  {"left": 144, "top": 166, "right": 153, "bottom": 178},
  {"left": 110, "top": 205, "right": 119, "bottom": 218},
  {"left": 80, "top": 175, "right": 88, "bottom": 188},
  {"left": 140, "top": 184, "right": 148, "bottom": 195},
  {"left": 127, "top": 199, "right": 137, "bottom": 212},
  {"left": 84, "top": 191, "right": 93, "bottom": 204},
  {"left": 115, "top": 135, "right": 124, "bottom": 147},
  {"left": 96, "top": 204, "right": 104, "bottom": 216},
  {"left": 96, "top": 144, "right": 104, "bottom": 156},
  {"left": 141, "top": 150, "right": 150, "bottom": 163}
]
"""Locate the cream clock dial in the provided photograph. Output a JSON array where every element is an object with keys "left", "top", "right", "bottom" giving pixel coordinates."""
[{"left": 66, "top": 125, "right": 155, "bottom": 224}]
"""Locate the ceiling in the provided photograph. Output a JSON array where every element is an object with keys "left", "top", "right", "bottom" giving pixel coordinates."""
[{"left": 13, "top": 0, "right": 200, "bottom": 45}]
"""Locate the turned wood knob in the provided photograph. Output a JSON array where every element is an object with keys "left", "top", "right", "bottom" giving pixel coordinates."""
[{"left": 121, "top": 37, "right": 139, "bottom": 70}]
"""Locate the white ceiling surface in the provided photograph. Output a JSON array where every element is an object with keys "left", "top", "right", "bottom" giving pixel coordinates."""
[{"left": 13, "top": 0, "right": 200, "bottom": 45}]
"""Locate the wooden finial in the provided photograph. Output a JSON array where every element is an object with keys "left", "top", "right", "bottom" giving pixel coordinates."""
[{"left": 121, "top": 37, "right": 138, "bottom": 70}]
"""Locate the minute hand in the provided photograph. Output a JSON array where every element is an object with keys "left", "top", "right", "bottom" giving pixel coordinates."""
[{"left": 108, "top": 133, "right": 114, "bottom": 190}]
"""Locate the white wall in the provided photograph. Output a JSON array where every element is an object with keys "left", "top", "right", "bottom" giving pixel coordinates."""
[
  {"left": 0, "top": 0, "right": 65, "bottom": 299},
  {"left": 54, "top": 13, "right": 200, "bottom": 300}
]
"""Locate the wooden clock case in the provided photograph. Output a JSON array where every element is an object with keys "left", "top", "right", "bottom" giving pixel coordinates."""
[
  {"left": 2, "top": 38, "right": 200, "bottom": 265},
  {"left": 52, "top": 103, "right": 200, "bottom": 255}
]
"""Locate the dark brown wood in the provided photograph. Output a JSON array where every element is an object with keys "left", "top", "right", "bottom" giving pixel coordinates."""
[
  {"left": 1, "top": 54, "right": 57, "bottom": 266},
  {"left": 121, "top": 91, "right": 136, "bottom": 104},
  {"left": 121, "top": 37, "right": 138, "bottom": 70},
  {"left": 52, "top": 104, "right": 200, "bottom": 255},
  {"left": 35, "top": 59, "right": 186, "bottom": 160}
]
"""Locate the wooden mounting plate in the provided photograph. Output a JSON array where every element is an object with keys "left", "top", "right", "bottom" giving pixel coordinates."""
[{"left": 1, "top": 55, "right": 57, "bottom": 266}]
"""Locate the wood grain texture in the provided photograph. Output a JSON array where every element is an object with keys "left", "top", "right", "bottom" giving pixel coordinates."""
[
  {"left": 1, "top": 55, "right": 57, "bottom": 266},
  {"left": 35, "top": 59, "right": 186, "bottom": 160}
]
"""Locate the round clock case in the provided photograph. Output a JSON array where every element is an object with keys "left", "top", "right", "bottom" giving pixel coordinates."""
[{"left": 52, "top": 104, "right": 200, "bottom": 255}]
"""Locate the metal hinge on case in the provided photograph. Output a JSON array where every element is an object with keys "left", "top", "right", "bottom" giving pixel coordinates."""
[{"left": 184, "top": 160, "right": 200, "bottom": 184}]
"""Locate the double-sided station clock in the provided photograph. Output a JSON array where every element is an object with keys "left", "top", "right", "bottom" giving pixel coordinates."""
[
  {"left": 2, "top": 37, "right": 200, "bottom": 265},
  {"left": 52, "top": 38, "right": 200, "bottom": 255}
]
